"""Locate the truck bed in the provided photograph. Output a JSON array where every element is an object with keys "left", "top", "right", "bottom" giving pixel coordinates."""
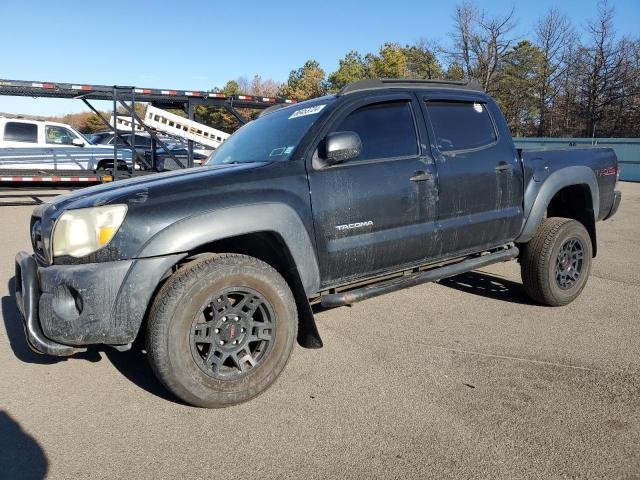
[{"left": 519, "top": 146, "right": 618, "bottom": 224}]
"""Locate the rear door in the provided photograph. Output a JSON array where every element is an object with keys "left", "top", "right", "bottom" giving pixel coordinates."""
[
  {"left": 307, "top": 93, "right": 439, "bottom": 287},
  {"left": 420, "top": 93, "right": 523, "bottom": 255}
]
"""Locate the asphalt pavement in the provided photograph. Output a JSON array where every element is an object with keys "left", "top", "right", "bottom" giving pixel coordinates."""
[{"left": 0, "top": 183, "right": 638, "bottom": 479}]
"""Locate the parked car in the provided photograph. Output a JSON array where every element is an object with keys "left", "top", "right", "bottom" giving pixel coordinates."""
[
  {"left": 0, "top": 118, "right": 132, "bottom": 172},
  {"left": 91, "top": 132, "right": 211, "bottom": 168},
  {"left": 89, "top": 131, "right": 153, "bottom": 150},
  {"left": 146, "top": 144, "right": 209, "bottom": 170},
  {"left": 87, "top": 131, "right": 115, "bottom": 145},
  {"left": 14, "top": 78, "right": 621, "bottom": 408}
]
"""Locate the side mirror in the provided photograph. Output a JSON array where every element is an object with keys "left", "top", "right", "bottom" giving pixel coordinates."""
[
  {"left": 323, "top": 131, "right": 362, "bottom": 164},
  {"left": 72, "top": 138, "right": 84, "bottom": 147}
]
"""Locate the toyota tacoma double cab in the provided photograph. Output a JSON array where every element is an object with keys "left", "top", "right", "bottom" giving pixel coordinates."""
[{"left": 14, "top": 78, "right": 622, "bottom": 407}]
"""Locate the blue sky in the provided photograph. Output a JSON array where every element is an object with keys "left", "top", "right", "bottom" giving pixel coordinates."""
[{"left": 1, "top": 0, "right": 639, "bottom": 116}]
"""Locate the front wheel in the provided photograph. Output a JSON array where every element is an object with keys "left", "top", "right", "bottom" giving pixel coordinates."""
[
  {"left": 520, "top": 217, "right": 592, "bottom": 306},
  {"left": 146, "top": 254, "right": 298, "bottom": 407}
]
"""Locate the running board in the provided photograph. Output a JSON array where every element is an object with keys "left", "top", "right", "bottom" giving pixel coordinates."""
[{"left": 320, "top": 246, "right": 519, "bottom": 308}]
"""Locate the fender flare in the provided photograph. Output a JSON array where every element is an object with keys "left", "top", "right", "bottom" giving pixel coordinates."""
[
  {"left": 137, "top": 202, "right": 321, "bottom": 295},
  {"left": 517, "top": 166, "right": 599, "bottom": 244}
]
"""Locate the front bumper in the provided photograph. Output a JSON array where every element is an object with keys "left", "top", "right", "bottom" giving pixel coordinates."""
[
  {"left": 14, "top": 251, "right": 184, "bottom": 356},
  {"left": 15, "top": 252, "right": 83, "bottom": 356}
]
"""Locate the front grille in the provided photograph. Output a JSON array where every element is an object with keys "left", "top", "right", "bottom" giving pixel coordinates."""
[{"left": 30, "top": 216, "right": 47, "bottom": 265}]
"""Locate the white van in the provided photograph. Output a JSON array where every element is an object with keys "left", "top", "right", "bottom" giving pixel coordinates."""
[{"left": 0, "top": 117, "right": 132, "bottom": 172}]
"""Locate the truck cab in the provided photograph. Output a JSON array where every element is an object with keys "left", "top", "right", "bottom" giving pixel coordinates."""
[
  {"left": 305, "top": 84, "right": 524, "bottom": 286},
  {"left": 0, "top": 117, "right": 132, "bottom": 171}
]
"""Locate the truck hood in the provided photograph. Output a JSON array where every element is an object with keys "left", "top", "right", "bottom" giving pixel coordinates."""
[{"left": 35, "top": 162, "right": 269, "bottom": 217}]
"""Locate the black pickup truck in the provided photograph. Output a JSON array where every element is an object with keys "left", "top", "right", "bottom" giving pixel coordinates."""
[{"left": 14, "top": 78, "right": 621, "bottom": 407}]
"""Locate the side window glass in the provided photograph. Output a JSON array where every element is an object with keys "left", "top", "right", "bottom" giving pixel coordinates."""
[
  {"left": 4, "top": 122, "right": 38, "bottom": 143},
  {"left": 115, "top": 135, "right": 133, "bottom": 146},
  {"left": 45, "top": 126, "right": 79, "bottom": 145},
  {"left": 425, "top": 101, "right": 497, "bottom": 152},
  {"left": 333, "top": 101, "right": 417, "bottom": 162},
  {"left": 135, "top": 135, "right": 151, "bottom": 147}
]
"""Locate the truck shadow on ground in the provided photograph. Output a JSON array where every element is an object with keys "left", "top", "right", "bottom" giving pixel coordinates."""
[
  {"left": 101, "top": 338, "right": 186, "bottom": 405},
  {"left": 0, "top": 411, "right": 48, "bottom": 480},
  {"left": 436, "top": 270, "right": 538, "bottom": 306},
  {"left": 2, "top": 277, "right": 184, "bottom": 404}
]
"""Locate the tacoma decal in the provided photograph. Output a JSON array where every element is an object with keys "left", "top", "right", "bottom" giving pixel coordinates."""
[{"left": 335, "top": 221, "right": 374, "bottom": 231}]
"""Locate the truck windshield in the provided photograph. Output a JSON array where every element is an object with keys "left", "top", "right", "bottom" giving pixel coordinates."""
[{"left": 206, "top": 100, "right": 330, "bottom": 165}]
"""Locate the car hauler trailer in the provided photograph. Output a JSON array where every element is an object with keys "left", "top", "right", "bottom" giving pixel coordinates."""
[{"left": 0, "top": 78, "right": 296, "bottom": 184}]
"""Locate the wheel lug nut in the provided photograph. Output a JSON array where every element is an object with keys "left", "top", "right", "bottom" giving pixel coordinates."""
[
  {"left": 233, "top": 340, "right": 238, "bottom": 345},
  {"left": 222, "top": 317, "right": 227, "bottom": 322},
  {"left": 219, "top": 340, "right": 225, "bottom": 345},
  {"left": 214, "top": 328, "right": 219, "bottom": 333},
  {"left": 240, "top": 328, "right": 245, "bottom": 333}
]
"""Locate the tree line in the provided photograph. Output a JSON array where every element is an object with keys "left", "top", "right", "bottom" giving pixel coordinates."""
[
  {"left": 51, "top": 1, "right": 639, "bottom": 139},
  {"left": 201, "top": 1, "right": 639, "bottom": 138}
]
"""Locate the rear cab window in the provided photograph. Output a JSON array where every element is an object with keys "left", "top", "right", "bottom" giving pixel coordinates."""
[
  {"left": 3, "top": 122, "right": 38, "bottom": 143},
  {"left": 424, "top": 101, "right": 497, "bottom": 152},
  {"left": 332, "top": 100, "right": 418, "bottom": 162}
]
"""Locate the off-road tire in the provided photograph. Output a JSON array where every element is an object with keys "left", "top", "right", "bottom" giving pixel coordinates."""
[
  {"left": 520, "top": 217, "right": 592, "bottom": 307},
  {"left": 146, "top": 254, "right": 297, "bottom": 407}
]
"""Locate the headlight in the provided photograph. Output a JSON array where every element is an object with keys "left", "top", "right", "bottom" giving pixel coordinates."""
[{"left": 52, "top": 204, "right": 127, "bottom": 258}]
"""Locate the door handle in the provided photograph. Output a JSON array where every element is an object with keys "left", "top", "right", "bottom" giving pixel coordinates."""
[
  {"left": 410, "top": 171, "right": 433, "bottom": 182},
  {"left": 495, "top": 162, "right": 513, "bottom": 172}
]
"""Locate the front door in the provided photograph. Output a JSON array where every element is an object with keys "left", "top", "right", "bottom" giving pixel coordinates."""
[
  {"left": 308, "top": 94, "right": 439, "bottom": 288},
  {"left": 45, "top": 124, "right": 87, "bottom": 170}
]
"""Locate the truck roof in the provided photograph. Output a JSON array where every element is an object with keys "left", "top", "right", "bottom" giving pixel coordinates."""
[
  {"left": 0, "top": 116, "right": 79, "bottom": 130},
  {"left": 337, "top": 78, "right": 484, "bottom": 96},
  {"left": 259, "top": 79, "right": 485, "bottom": 119}
]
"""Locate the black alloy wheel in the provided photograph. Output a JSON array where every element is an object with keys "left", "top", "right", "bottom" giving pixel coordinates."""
[
  {"left": 554, "top": 238, "right": 585, "bottom": 290},
  {"left": 190, "top": 288, "right": 275, "bottom": 380}
]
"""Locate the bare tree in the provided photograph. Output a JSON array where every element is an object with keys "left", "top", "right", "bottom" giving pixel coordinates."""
[
  {"left": 249, "top": 75, "right": 283, "bottom": 97},
  {"left": 604, "top": 37, "right": 640, "bottom": 136},
  {"left": 441, "top": 0, "right": 640, "bottom": 137},
  {"left": 235, "top": 76, "right": 251, "bottom": 94},
  {"left": 578, "top": 1, "right": 631, "bottom": 137},
  {"left": 554, "top": 39, "right": 582, "bottom": 136},
  {"left": 450, "top": 1, "right": 478, "bottom": 78},
  {"left": 449, "top": 1, "right": 517, "bottom": 92},
  {"left": 534, "top": 8, "right": 575, "bottom": 136},
  {"left": 477, "top": 7, "right": 518, "bottom": 92}
]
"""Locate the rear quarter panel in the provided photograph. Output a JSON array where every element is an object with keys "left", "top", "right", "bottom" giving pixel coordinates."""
[{"left": 518, "top": 147, "right": 618, "bottom": 242}]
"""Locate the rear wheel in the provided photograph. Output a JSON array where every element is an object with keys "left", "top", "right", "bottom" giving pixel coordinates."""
[
  {"left": 146, "top": 254, "right": 297, "bottom": 407},
  {"left": 520, "top": 217, "right": 592, "bottom": 306},
  {"left": 96, "top": 164, "right": 109, "bottom": 177},
  {"left": 96, "top": 160, "right": 130, "bottom": 175}
]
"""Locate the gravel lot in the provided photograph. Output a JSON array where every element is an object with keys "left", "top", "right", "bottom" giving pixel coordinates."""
[{"left": 0, "top": 182, "right": 638, "bottom": 479}]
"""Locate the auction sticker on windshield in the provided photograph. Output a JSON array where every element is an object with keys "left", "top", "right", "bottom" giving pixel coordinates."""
[{"left": 288, "top": 104, "right": 326, "bottom": 119}]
